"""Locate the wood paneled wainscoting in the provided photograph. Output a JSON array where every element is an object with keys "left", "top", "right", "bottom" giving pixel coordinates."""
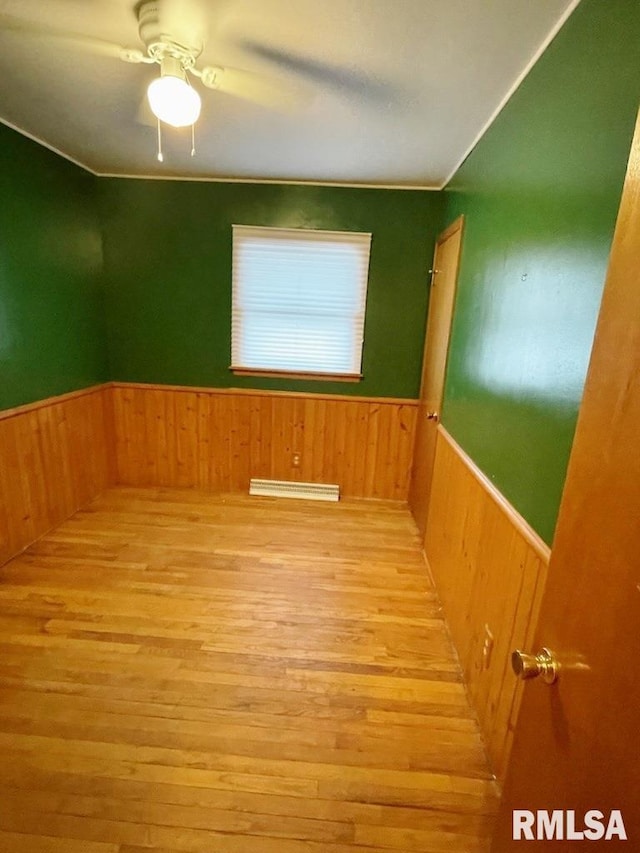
[
  {"left": 0, "top": 385, "right": 115, "bottom": 565},
  {"left": 111, "top": 383, "right": 418, "bottom": 501},
  {"left": 424, "top": 427, "right": 550, "bottom": 785},
  {"left": 0, "top": 383, "right": 416, "bottom": 562}
]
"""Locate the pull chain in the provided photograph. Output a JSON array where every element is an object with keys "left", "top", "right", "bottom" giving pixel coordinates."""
[
  {"left": 155, "top": 116, "right": 197, "bottom": 161},
  {"left": 156, "top": 118, "right": 164, "bottom": 163}
]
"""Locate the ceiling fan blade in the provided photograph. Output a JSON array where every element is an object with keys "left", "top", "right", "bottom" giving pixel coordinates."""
[
  {"left": 61, "top": 35, "right": 136, "bottom": 61},
  {"left": 198, "top": 65, "right": 309, "bottom": 112},
  {"left": 0, "top": 13, "right": 134, "bottom": 61},
  {"left": 237, "top": 40, "right": 397, "bottom": 104}
]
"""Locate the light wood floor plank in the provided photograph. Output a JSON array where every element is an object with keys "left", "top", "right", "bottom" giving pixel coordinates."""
[{"left": 0, "top": 488, "right": 498, "bottom": 851}]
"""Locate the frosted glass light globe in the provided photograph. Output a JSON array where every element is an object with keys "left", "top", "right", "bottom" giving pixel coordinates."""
[{"left": 147, "top": 75, "right": 201, "bottom": 128}]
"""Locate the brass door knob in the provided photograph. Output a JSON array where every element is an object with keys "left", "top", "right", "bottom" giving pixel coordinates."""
[
  {"left": 426, "top": 411, "right": 439, "bottom": 421},
  {"left": 511, "top": 648, "right": 559, "bottom": 684}
]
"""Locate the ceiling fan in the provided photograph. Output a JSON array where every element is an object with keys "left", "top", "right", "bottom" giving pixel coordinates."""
[
  {"left": 114, "top": 0, "right": 312, "bottom": 161},
  {"left": 0, "top": 0, "right": 309, "bottom": 161},
  {"left": 119, "top": 1, "right": 238, "bottom": 130},
  {"left": 117, "top": 0, "right": 236, "bottom": 159},
  {"left": 0, "top": 0, "right": 392, "bottom": 164}
]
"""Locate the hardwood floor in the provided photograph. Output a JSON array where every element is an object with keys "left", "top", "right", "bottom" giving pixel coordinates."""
[{"left": 0, "top": 488, "right": 499, "bottom": 852}]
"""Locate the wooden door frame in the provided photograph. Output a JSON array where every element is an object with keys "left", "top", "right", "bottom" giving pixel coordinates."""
[
  {"left": 409, "top": 215, "right": 464, "bottom": 534},
  {"left": 417, "top": 215, "right": 464, "bottom": 403}
]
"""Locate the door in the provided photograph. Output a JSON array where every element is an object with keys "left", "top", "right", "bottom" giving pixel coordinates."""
[
  {"left": 492, "top": 115, "right": 640, "bottom": 849},
  {"left": 409, "top": 216, "right": 463, "bottom": 536}
]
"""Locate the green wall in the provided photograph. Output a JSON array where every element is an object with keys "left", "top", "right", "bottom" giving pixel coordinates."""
[
  {"left": 0, "top": 123, "right": 107, "bottom": 410},
  {"left": 3, "top": 0, "right": 639, "bottom": 546},
  {"left": 98, "top": 180, "right": 443, "bottom": 398},
  {"left": 443, "top": 0, "right": 640, "bottom": 544}
]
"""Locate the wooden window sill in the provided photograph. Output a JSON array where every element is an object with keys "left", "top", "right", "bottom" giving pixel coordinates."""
[{"left": 229, "top": 367, "right": 363, "bottom": 383}]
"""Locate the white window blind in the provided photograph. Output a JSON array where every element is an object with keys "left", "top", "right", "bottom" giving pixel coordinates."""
[{"left": 231, "top": 225, "right": 372, "bottom": 377}]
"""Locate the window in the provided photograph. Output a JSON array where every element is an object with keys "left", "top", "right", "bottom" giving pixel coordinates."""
[{"left": 231, "top": 225, "right": 372, "bottom": 380}]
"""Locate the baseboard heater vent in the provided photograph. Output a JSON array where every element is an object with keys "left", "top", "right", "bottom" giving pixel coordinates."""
[{"left": 249, "top": 478, "right": 340, "bottom": 502}]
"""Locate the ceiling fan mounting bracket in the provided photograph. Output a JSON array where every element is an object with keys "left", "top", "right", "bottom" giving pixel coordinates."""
[
  {"left": 147, "top": 40, "right": 198, "bottom": 70},
  {"left": 136, "top": 0, "right": 203, "bottom": 68}
]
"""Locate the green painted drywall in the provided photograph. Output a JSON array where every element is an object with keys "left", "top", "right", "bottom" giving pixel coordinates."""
[
  {"left": 99, "top": 180, "right": 443, "bottom": 398},
  {"left": 0, "top": 123, "right": 107, "bottom": 410},
  {"left": 4, "top": 0, "right": 636, "bottom": 548},
  {"left": 444, "top": 0, "right": 640, "bottom": 544}
]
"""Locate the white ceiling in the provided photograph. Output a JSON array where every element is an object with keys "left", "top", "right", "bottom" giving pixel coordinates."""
[{"left": 0, "top": 0, "right": 578, "bottom": 188}]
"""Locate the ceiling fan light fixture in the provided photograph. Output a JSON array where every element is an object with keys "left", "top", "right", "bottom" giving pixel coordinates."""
[{"left": 147, "top": 55, "right": 201, "bottom": 128}]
